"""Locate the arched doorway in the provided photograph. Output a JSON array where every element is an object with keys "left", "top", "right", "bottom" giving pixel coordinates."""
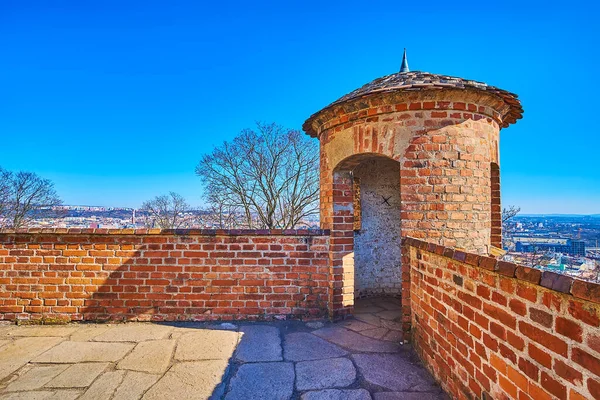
[
  {"left": 353, "top": 157, "right": 402, "bottom": 299},
  {"left": 330, "top": 153, "right": 402, "bottom": 318}
]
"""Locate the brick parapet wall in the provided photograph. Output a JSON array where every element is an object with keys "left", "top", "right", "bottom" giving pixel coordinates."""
[
  {"left": 0, "top": 230, "right": 330, "bottom": 322},
  {"left": 0, "top": 228, "right": 329, "bottom": 236},
  {"left": 404, "top": 237, "right": 600, "bottom": 400}
]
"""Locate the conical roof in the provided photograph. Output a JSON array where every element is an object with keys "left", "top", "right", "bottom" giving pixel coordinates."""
[{"left": 303, "top": 71, "right": 523, "bottom": 137}]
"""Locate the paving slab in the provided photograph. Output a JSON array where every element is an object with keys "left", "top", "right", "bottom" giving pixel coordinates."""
[
  {"left": 0, "top": 337, "right": 63, "bottom": 381},
  {"left": 359, "top": 327, "right": 389, "bottom": 340},
  {"left": 143, "top": 360, "right": 229, "bottom": 400},
  {"left": 312, "top": 327, "right": 399, "bottom": 353},
  {"left": 68, "top": 325, "right": 112, "bottom": 342},
  {"left": 45, "top": 363, "right": 109, "bottom": 388},
  {"left": 79, "top": 370, "right": 126, "bottom": 400},
  {"left": 225, "top": 362, "right": 294, "bottom": 400},
  {"left": 376, "top": 310, "right": 402, "bottom": 321},
  {"left": 380, "top": 320, "right": 402, "bottom": 331},
  {"left": 235, "top": 325, "right": 282, "bottom": 362},
  {"left": 305, "top": 322, "right": 325, "bottom": 329},
  {"left": 175, "top": 330, "right": 240, "bottom": 361},
  {"left": 92, "top": 324, "right": 172, "bottom": 342},
  {"left": 353, "top": 305, "right": 384, "bottom": 313},
  {"left": 377, "top": 302, "right": 401, "bottom": 311},
  {"left": 339, "top": 320, "right": 376, "bottom": 332},
  {"left": 373, "top": 392, "right": 449, "bottom": 400},
  {"left": 284, "top": 333, "right": 347, "bottom": 361},
  {"left": 112, "top": 371, "right": 160, "bottom": 400},
  {"left": 0, "top": 390, "right": 81, "bottom": 400},
  {"left": 33, "top": 341, "right": 134, "bottom": 363},
  {"left": 117, "top": 339, "right": 175, "bottom": 374},
  {"left": 301, "top": 389, "right": 372, "bottom": 400},
  {"left": 295, "top": 358, "right": 356, "bottom": 391},
  {"left": 352, "top": 354, "right": 439, "bottom": 392},
  {"left": 382, "top": 330, "right": 403, "bottom": 343},
  {"left": 0, "top": 326, "right": 79, "bottom": 338},
  {"left": 0, "top": 392, "right": 55, "bottom": 400},
  {"left": 5, "top": 365, "right": 69, "bottom": 392},
  {"left": 353, "top": 313, "right": 383, "bottom": 327}
]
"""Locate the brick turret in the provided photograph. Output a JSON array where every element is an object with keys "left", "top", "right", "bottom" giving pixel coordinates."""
[{"left": 304, "top": 62, "right": 523, "bottom": 318}]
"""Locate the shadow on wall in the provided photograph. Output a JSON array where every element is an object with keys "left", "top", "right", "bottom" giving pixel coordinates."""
[
  {"left": 79, "top": 232, "right": 330, "bottom": 322},
  {"left": 0, "top": 230, "right": 330, "bottom": 323}
]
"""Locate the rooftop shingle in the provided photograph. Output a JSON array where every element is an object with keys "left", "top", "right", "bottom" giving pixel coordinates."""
[{"left": 303, "top": 71, "right": 523, "bottom": 136}]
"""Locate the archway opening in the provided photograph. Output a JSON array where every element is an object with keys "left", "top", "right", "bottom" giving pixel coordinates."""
[
  {"left": 331, "top": 153, "right": 402, "bottom": 322},
  {"left": 353, "top": 157, "right": 402, "bottom": 300}
]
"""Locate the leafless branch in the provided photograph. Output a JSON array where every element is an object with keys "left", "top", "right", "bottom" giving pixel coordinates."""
[
  {"left": 140, "top": 192, "right": 192, "bottom": 229},
  {"left": 502, "top": 205, "right": 521, "bottom": 223}
]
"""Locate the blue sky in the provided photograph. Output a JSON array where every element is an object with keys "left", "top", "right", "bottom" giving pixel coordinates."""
[{"left": 1, "top": 1, "right": 598, "bottom": 213}]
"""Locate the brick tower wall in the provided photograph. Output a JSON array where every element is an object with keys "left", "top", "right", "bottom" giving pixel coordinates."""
[
  {"left": 317, "top": 89, "right": 505, "bottom": 255},
  {"left": 313, "top": 89, "right": 506, "bottom": 318}
]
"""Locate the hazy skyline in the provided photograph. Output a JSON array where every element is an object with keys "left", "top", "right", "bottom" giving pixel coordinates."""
[{"left": 1, "top": 1, "right": 598, "bottom": 214}]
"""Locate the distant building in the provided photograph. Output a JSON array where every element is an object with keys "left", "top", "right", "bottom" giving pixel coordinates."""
[{"left": 515, "top": 237, "right": 586, "bottom": 256}]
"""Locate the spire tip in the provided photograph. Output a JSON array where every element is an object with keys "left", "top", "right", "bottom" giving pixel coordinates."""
[{"left": 400, "top": 48, "right": 409, "bottom": 73}]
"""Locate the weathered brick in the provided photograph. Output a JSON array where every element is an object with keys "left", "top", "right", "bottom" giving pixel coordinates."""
[
  {"left": 540, "top": 371, "right": 567, "bottom": 400},
  {"left": 572, "top": 347, "right": 600, "bottom": 377},
  {"left": 555, "top": 316, "right": 583, "bottom": 342},
  {"left": 568, "top": 300, "right": 600, "bottom": 327},
  {"left": 554, "top": 359, "right": 583, "bottom": 385},
  {"left": 572, "top": 280, "right": 600, "bottom": 303},
  {"left": 530, "top": 308, "right": 553, "bottom": 328}
]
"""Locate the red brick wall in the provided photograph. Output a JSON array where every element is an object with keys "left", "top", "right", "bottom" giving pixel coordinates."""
[
  {"left": 0, "top": 229, "right": 330, "bottom": 322},
  {"left": 404, "top": 237, "right": 600, "bottom": 400}
]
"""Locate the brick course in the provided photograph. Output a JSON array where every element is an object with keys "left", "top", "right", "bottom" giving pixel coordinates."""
[
  {"left": 404, "top": 237, "right": 600, "bottom": 400},
  {"left": 0, "top": 229, "right": 330, "bottom": 322}
]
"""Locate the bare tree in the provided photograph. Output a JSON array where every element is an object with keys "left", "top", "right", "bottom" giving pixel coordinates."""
[
  {"left": 502, "top": 205, "right": 521, "bottom": 223},
  {"left": 202, "top": 191, "right": 244, "bottom": 229},
  {"left": 0, "top": 168, "right": 10, "bottom": 224},
  {"left": 196, "top": 122, "right": 319, "bottom": 229},
  {"left": 140, "top": 192, "right": 191, "bottom": 229},
  {"left": 0, "top": 169, "right": 62, "bottom": 229},
  {"left": 527, "top": 246, "right": 545, "bottom": 268}
]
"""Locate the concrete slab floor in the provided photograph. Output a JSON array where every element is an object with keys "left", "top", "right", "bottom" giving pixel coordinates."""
[{"left": 0, "top": 298, "right": 448, "bottom": 400}]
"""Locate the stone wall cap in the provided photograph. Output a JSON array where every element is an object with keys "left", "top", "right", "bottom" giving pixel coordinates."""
[
  {"left": 303, "top": 71, "right": 523, "bottom": 137},
  {"left": 0, "top": 228, "right": 330, "bottom": 236}
]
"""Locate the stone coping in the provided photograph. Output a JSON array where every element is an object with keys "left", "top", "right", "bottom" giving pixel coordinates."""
[
  {"left": 403, "top": 237, "right": 600, "bottom": 306},
  {"left": 0, "top": 228, "right": 330, "bottom": 236}
]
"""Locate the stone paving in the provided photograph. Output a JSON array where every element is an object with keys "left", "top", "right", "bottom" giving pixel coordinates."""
[{"left": 0, "top": 297, "right": 448, "bottom": 399}]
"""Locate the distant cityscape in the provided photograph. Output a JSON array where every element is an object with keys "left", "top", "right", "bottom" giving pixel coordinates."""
[
  {"left": 26, "top": 205, "right": 320, "bottom": 230},
  {"left": 19, "top": 206, "right": 600, "bottom": 283},
  {"left": 503, "top": 214, "right": 600, "bottom": 283}
]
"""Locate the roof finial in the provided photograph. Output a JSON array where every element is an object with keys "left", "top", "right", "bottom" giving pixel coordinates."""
[{"left": 400, "top": 48, "right": 409, "bottom": 73}]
